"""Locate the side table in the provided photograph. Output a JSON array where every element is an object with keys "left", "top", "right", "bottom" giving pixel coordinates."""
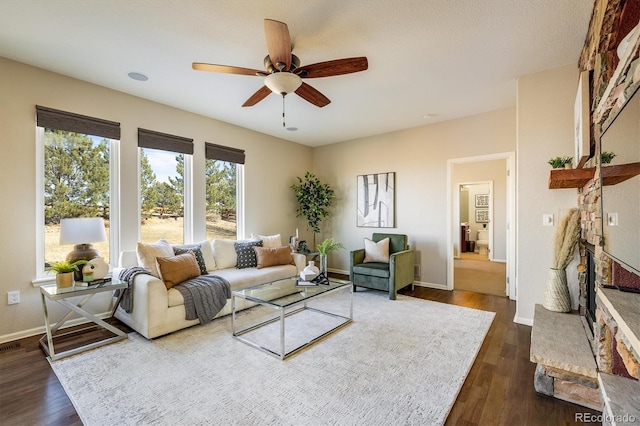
[{"left": 39, "top": 280, "right": 127, "bottom": 360}]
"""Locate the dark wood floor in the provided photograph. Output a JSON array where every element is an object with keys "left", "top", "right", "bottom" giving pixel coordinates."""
[{"left": 0, "top": 286, "right": 600, "bottom": 425}]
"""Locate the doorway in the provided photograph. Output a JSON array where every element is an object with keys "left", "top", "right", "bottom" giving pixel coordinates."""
[{"left": 446, "top": 152, "right": 516, "bottom": 299}]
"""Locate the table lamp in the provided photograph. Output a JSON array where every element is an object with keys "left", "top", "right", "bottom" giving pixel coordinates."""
[{"left": 59, "top": 217, "right": 107, "bottom": 280}]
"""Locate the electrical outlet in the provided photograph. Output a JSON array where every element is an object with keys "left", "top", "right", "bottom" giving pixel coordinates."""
[
  {"left": 414, "top": 264, "right": 421, "bottom": 278},
  {"left": 543, "top": 214, "right": 554, "bottom": 226},
  {"left": 7, "top": 291, "right": 20, "bottom": 305}
]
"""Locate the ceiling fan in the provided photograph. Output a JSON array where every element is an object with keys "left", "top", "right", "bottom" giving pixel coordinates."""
[{"left": 192, "top": 19, "right": 368, "bottom": 117}]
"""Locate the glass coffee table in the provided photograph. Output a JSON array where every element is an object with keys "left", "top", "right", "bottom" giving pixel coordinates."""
[{"left": 232, "top": 276, "right": 352, "bottom": 360}]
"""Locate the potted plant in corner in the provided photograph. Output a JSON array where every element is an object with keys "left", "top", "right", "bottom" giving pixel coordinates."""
[
  {"left": 291, "top": 172, "right": 335, "bottom": 247},
  {"left": 46, "top": 260, "right": 88, "bottom": 288},
  {"left": 316, "top": 238, "right": 345, "bottom": 275},
  {"left": 548, "top": 156, "right": 573, "bottom": 169},
  {"left": 601, "top": 151, "right": 616, "bottom": 165}
]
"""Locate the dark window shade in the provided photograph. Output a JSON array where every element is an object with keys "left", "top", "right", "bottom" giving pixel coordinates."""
[
  {"left": 205, "top": 143, "right": 245, "bottom": 164},
  {"left": 36, "top": 105, "right": 120, "bottom": 139},
  {"left": 138, "top": 128, "right": 193, "bottom": 155}
]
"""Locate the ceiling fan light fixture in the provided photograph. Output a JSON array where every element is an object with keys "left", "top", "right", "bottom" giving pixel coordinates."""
[{"left": 264, "top": 72, "right": 302, "bottom": 95}]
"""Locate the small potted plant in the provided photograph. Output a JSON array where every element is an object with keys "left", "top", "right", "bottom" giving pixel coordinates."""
[
  {"left": 548, "top": 156, "right": 573, "bottom": 169},
  {"left": 601, "top": 151, "right": 616, "bottom": 165},
  {"left": 316, "top": 238, "right": 345, "bottom": 275},
  {"left": 46, "top": 260, "right": 88, "bottom": 288}
]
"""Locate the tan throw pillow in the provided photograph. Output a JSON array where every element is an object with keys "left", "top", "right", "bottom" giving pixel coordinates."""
[
  {"left": 156, "top": 252, "right": 201, "bottom": 289},
  {"left": 137, "top": 238, "right": 174, "bottom": 277},
  {"left": 250, "top": 233, "right": 282, "bottom": 248},
  {"left": 363, "top": 237, "right": 390, "bottom": 263},
  {"left": 254, "top": 246, "right": 294, "bottom": 269}
]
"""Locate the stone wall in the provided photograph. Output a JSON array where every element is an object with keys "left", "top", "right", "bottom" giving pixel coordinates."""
[{"left": 577, "top": 0, "right": 640, "bottom": 382}]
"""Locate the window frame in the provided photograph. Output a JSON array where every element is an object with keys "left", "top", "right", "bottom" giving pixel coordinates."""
[{"left": 34, "top": 127, "right": 120, "bottom": 282}]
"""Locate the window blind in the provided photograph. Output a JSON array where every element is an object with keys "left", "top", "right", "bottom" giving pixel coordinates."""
[
  {"left": 36, "top": 105, "right": 120, "bottom": 139},
  {"left": 205, "top": 142, "right": 245, "bottom": 164},
  {"left": 138, "top": 128, "right": 193, "bottom": 155}
]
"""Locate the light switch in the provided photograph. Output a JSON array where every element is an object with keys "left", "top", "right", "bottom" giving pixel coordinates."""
[
  {"left": 543, "top": 214, "right": 554, "bottom": 226},
  {"left": 607, "top": 213, "right": 618, "bottom": 226}
]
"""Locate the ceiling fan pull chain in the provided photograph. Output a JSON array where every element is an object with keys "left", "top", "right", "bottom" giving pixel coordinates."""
[{"left": 282, "top": 94, "right": 286, "bottom": 127}]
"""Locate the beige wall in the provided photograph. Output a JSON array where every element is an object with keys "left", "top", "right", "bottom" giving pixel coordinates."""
[
  {"left": 516, "top": 64, "right": 581, "bottom": 325},
  {"left": 0, "top": 58, "right": 312, "bottom": 341},
  {"left": 312, "top": 108, "right": 516, "bottom": 286}
]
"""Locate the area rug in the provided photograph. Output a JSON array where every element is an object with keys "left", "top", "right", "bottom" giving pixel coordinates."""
[{"left": 50, "top": 290, "right": 494, "bottom": 426}]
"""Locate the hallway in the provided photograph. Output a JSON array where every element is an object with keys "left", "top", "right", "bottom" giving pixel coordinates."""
[{"left": 454, "top": 253, "right": 507, "bottom": 297}]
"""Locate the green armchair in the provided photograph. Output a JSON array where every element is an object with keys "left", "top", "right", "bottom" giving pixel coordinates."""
[{"left": 350, "top": 233, "right": 415, "bottom": 300}]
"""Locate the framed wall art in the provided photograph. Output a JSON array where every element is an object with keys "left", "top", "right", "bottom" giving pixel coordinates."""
[
  {"left": 475, "top": 194, "right": 489, "bottom": 208},
  {"left": 357, "top": 172, "right": 395, "bottom": 227},
  {"left": 574, "top": 70, "right": 593, "bottom": 168},
  {"left": 475, "top": 209, "right": 489, "bottom": 223}
]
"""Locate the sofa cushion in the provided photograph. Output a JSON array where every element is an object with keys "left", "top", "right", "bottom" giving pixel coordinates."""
[
  {"left": 254, "top": 246, "right": 294, "bottom": 269},
  {"left": 137, "top": 238, "right": 174, "bottom": 278},
  {"left": 363, "top": 237, "right": 390, "bottom": 263},
  {"left": 235, "top": 240, "right": 263, "bottom": 269},
  {"left": 212, "top": 264, "right": 298, "bottom": 291},
  {"left": 156, "top": 252, "right": 201, "bottom": 289},
  {"left": 212, "top": 239, "right": 238, "bottom": 269},
  {"left": 250, "top": 233, "right": 282, "bottom": 248},
  {"left": 173, "top": 246, "right": 208, "bottom": 275}
]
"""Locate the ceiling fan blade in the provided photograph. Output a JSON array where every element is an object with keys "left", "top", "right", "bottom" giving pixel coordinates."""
[
  {"left": 295, "top": 82, "right": 331, "bottom": 107},
  {"left": 192, "top": 63, "right": 266, "bottom": 76},
  {"left": 295, "top": 57, "right": 368, "bottom": 78},
  {"left": 242, "top": 85, "right": 272, "bottom": 107},
  {"left": 264, "top": 19, "right": 292, "bottom": 71}
]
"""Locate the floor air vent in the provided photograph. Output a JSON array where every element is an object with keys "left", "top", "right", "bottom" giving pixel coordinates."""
[{"left": 0, "top": 342, "right": 21, "bottom": 352}]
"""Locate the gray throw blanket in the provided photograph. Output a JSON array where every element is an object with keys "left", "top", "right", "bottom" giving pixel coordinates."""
[
  {"left": 117, "top": 267, "right": 152, "bottom": 313},
  {"left": 174, "top": 275, "right": 231, "bottom": 324}
]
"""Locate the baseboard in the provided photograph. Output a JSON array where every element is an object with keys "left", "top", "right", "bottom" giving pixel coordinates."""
[
  {"left": 514, "top": 315, "right": 533, "bottom": 326},
  {"left": 0, "top": 311, "right": 113, "bottom": 344},
  {"left": 328, "top": 268, "right": 350, "bottom": 276},
  {"left": 492, "top": 258, "right": 507, "bottom": 263},
  {"left": 414, "top": 281, "right": 448, "bottom": 290}
]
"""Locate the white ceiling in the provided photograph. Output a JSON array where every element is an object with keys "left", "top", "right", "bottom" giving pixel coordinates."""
[{"left": 0, "top": 0, "right": 593, "bottom": 147}]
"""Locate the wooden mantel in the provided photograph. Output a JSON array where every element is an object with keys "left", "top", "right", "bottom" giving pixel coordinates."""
[{"left": 548, "top": 162, "right": 640, "bottom": 189}]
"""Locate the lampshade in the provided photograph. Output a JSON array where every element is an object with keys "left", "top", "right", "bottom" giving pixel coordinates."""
[
  {"left": 264, "top": 72, "right": 302, "bottom": 95},
  {"left": 60, "top": 217, "right": 107, "bottom": 245}
]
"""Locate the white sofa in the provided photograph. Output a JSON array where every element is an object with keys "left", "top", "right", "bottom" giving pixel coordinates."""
[{"left": 113, "top": 239, "right": 305, "bottom": 339}]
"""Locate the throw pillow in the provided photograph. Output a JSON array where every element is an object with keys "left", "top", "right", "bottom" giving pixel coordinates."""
[
  {"left": 250, "top": 233, "right": 282, "bottom": 248},
  {"left": 235, "top": 240, "right": 263, "bottom": 269},
  {"left": 254, "top": 246, "right": 294, "bottom": 269},
  {"left": 212, "top": 239, "right": 238, "bottom": 269},
  {"left": 156, "top": 252, "right": 201, "bottom": 289},
  {"left": 137, "top": 238, "right": 174, "bottom": 278},
  {"left": 197, "top": 240, "right": 216, "bottom": 272},
  {"left": 363, "top": 237, "right": 390, "bottom": 263},
  {"left": 173, "top": 246, "right": 208, "bottom": 275}
]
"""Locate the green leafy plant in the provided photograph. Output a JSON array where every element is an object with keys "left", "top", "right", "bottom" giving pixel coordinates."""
[
  {"left": 601, "top": 151, "right": 616, "bottom": 164},
  {"left": 316, "top": 238, "right": 345, "bottom": 255},
  {"left": 548, "top": 156, "right": 573, "bottom": 168},
  {"left": 291, "top": 172, "right": 335, "bottom": 234},
  {"left": 46, "top": 259, "right": 88, "bottom": 274}
]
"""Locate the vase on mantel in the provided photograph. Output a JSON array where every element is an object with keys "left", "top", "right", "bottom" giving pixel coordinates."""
[{"left": 319, "top": 254, "right": 327, "bottom": 275}]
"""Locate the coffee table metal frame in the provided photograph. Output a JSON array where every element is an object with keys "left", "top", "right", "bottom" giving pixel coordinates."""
[
  {"left": 232, "top": 277, "right": 353, "bottom": 360},
  {"left": 39, "top": 280, "right": 127, "bottom": 361}
]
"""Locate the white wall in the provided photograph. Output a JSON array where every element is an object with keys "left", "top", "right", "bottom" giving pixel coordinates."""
[
  {"left": 0, "top": 58, "right": 312, "bottom": 341},
  {"left": 312, "top": 108, "right": 516, "bottom": 286},
  {"left": 516, "top": 64, "right": 581, "bottom": 325}
]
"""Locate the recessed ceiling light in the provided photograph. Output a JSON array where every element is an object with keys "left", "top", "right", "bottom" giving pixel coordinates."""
[
  {"left": 128, "top": 72, "right": 148, "bottom": 81},
  {"left": 286, "top": 127, "right": 298, "bottom": 131}
]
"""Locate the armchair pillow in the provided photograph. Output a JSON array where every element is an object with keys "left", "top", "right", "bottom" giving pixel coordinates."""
[
  {"left": 254, "top": 246, "right": 294, "bottom": 269},
  {"left": 363, "top": 237, "right": 390, "bottom": 263},
  {"left": 156, "top": 252, "right": 201, "bottom": 289}
]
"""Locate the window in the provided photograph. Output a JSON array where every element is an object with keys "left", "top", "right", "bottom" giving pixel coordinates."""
[
  {"left": 205, "top": 143, "right": 245, "bottom": 240},
  {"left": 138, "top": 129, "right": 193, "bottom": 244},
  {"left": 36, "top": 106, "right": 120, "bottom": 277}
]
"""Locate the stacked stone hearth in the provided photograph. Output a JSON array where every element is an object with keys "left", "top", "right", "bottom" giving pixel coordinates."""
[{"left": 532, "top": 0, "right": 640, "bottom": 419}]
